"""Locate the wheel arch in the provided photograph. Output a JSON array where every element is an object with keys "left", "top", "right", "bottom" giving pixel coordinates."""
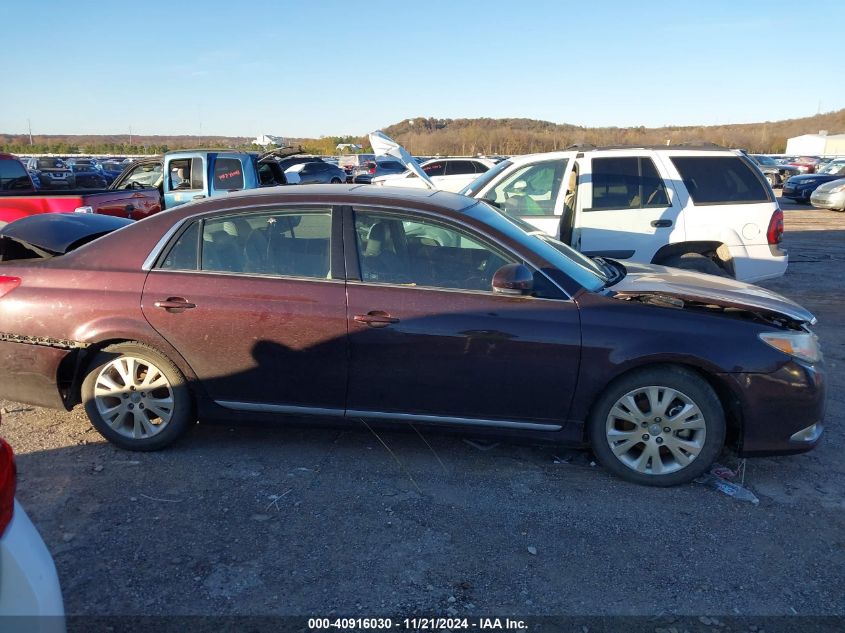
[
  {"left": 60, "top": 334, "right": 201, "bottom": 409},
  {"left": 581, "top": 360, "right": 744, "bottom": 450},
  {"left": 651, "top": 240, "right": 735, "bottom": 277}
]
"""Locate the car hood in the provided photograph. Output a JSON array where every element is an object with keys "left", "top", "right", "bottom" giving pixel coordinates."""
[
  {"left": 814, "top": 178, "right": 845, "bottom": 193},
  {"left": 787, "top": 174, "right": 836, "bottom": 185},
  {"left": 608, "top": 261, "right": 816, "bottom": 324}
]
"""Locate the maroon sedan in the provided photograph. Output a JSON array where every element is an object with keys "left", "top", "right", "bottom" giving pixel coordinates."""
[{"left": 0, "top": 186, "right": 825, "bottom": 486}]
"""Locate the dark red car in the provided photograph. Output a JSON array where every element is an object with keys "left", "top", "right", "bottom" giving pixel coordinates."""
[{"left": 0, "top": 185, "right": 825, "bottom": 486}]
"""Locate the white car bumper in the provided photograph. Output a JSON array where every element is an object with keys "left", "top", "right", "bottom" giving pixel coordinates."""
[
  {"left": 0, "top": 500, "right": 65, "bottom": 632},
  {"left": 727, "top": 243, "right": 788, "bottom": 283}
]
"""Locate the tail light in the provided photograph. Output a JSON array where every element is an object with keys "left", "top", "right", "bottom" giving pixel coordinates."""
[
  {"left": 0, "top": 430, "right": 16, "bottom": 537},
  {"left": 369, "top": 165, "right": 376, "bottom": 175},
  {"left": 767, "top": 209, "right": 784, "bottom": 244},
  {"left": 0, "top": 276, "right": 20, "bottom": 298}
]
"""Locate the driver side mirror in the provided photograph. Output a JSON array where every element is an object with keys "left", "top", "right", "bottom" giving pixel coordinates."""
[{"left": 492, "top": 263, "right": 533, "bottom": 296}]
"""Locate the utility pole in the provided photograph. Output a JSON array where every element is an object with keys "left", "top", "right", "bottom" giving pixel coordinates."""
[
  {"left": 27, "top": 118, "right": 33, "bottom": 146},
  {"left": 129, "top": 125, "right": 133, "bottom": 146}
]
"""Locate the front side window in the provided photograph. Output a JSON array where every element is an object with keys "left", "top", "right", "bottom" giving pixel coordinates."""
[
  {"left": 670, "top": 156, "right": 771, "bottom": 204},
  {"left": 354, "top": 210, "right": 515, "bottom": 292},
  {"left": 490, "top": 159, "right": 567, "bottom": 217},
  {"left": 212, "top": 158, "right": 245, "bottom": 191},
  {"left": 118, "top": 162, "right": 163, "bottom": 189},
  {"left": 159, "top": 210, "right": 332, "bottom": 278},
  {"left": 590, "top": 156, "right": 669, "bottom": 210}
]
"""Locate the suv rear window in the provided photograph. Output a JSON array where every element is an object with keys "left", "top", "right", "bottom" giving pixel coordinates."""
[{"left": 670, "top": 156, "right": 771, "bottom": 205}]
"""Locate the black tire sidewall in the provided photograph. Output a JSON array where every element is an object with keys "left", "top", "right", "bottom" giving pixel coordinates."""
[
  {"left": 588, "top": 366, "right": 726, "bottom": 486},
  {"left": 81, "top": 343, "right": 193, "bottom": 451}
]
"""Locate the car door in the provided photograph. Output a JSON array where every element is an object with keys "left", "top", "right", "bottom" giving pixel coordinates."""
[
  {"left": 141, "top": 206, "right": 348, "bottom": 414},
  {"left": 573, "top": 151, "right": 684, "bottom": 262},
  {"left": 163, "top": 154, "right": 206, "bottom": 209},
  {"left": 343, "top": 206, "right": 581, "bottom": 427},
  {"left": 475, "top": 154, "right": 575, "bottom": 237}
]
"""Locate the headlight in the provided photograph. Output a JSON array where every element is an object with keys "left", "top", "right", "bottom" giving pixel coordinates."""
[{"left": 759, "top": 331, "right": 821, "bottom": 364}]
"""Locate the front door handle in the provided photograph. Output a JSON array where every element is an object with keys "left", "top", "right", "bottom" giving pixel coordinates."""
[
  {"left": 154, "top": 297, "right": 196, "bottom": 312},
  {"left": 651, "top": 219, "right": 673, "bottom": 228},
  {"left": 354, "top": 311, "right": 400, "bottom": 328}
]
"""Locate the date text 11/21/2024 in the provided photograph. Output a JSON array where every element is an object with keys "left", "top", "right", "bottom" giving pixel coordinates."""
[{"left": 307, "top": 617, "right": 528, "bottom": 630}]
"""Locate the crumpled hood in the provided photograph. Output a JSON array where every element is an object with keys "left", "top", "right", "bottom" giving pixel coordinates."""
[{"left": 609, "top": 261, "right": 816, "bottom": 324}]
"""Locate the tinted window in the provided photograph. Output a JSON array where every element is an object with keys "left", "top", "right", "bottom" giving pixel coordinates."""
[
  {"left": 0, "top": 158, "right": 33, "bottom": 191},
  {"left": 489, "top": 159, "right": 567, "bottom": 216},
  {"left": 445, "top": 161, "right": 475, "bottom": 176},
  {"left": 36, "top": 158, "right": 65, "bottom": 169},
  {"left": 212, "top": 158, "right": 244, "bottom": 191},
  {"left": 459, "top": 159, "right": 513, "bottom": 196},
  {"left": 201, "top": 210, "right": 332, "bottom": 277},
  {"left": 422, "top": 162, "right": 446, "bottom": 177},
  {"left": 354, "top": 210, "right": 515, "bottom": 292},
  {"left": 670, "top": 156, "right": 770, "bottom": 204},
  {"left": 472, "top": 161, "right": 491, "bottom": 174},
  {"left": 590, "top": 156, "right": 668, "bottom": 210}
]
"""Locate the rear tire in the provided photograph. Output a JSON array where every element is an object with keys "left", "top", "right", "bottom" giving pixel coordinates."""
[
  {"left": 662, "top": 252, "right": 729, "bottom": 277},
  {"left": 588, "top": 366, "right": 725, "bottom": 486},
  {"left": 330, "top": 177, "right": 342, "bottom": 184},
  {"left": 81, "top": 342, "right": 194, "bottom": 451}
]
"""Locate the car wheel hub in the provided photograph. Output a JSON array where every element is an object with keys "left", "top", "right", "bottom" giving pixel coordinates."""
[
  {"left": 93, "top": 356, "right": 174, "bottom": 440},
  {"left": 605, "top": 386, "right": 707, "bottom": 476}
]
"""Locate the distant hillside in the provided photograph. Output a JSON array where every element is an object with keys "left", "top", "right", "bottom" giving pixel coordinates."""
[
  {"left": 382, "top": 110, "right": 845, "bottom": 155},
  {"left": 1, "top": 108, "right": 843, "bottom": 155}
]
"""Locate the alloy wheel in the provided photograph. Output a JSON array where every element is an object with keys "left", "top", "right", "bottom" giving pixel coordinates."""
[
  {"left": 605, "top": 385, "right": 706, "bottom": 476},
  {"left": 93, "top": 356, "right": 174, "bottom": 439}
]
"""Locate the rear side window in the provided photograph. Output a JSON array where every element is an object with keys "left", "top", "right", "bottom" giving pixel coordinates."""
[
  {"left": 0, "top": 159, "right": 32, "bottom": 191},
  {"left": 670, "top": 156, "right": 771, "bottom": 204},
  {"left": 445, "top": 161, "right": 475, "bottom": 176},
  {"left": 159, "top": 222, "right": 200, "bottom": 270},
  {"left": 212, "top": 158, "right": 244, "bottom": 191},
  {"left": 168, "top": 157, "right": 204, "bottom": 190},
  {"left": 590, "top": 157, "right": 669, "bottom": 210}
]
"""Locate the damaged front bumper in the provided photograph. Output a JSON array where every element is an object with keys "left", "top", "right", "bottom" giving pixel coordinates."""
[{"left": 719, "top": 359, "right": 826, "bottom": 456}]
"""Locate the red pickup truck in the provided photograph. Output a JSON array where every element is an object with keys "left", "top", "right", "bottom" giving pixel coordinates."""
[{"left": 0, "top": 153, "right": 161, "bottom": 227}]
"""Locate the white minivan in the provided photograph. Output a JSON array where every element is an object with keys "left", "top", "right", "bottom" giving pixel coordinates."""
[{"left": 459, "top": 146, "right": 787, "bottom": 282}]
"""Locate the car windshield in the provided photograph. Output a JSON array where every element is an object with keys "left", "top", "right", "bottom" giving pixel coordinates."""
[
  {"left": 465, "top": 201, "right": 608, "bottom": 292},
  {"left": 459, "top": 160, "right": 513, "bottom": 196},
  {"left": 753, "top": 155, "right": 776, "bottom": 166},
  {"left": 820, "top": 161, "right": 845, "bottom": 175},
  {"left": 37, "top": 158, "right": 65, "bottom": 169}
]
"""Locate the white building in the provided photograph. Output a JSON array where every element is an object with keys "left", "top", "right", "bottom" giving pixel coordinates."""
[
  {"left": 253, "top": 134, "right": 286, "bottom": 147},
  {"left": 785, "top": 131, "right": 845, "bottom": 156}
]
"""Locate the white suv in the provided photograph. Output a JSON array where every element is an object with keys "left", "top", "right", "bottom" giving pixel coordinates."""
[
  {"left": 459, "top": 146, "right": 787, "bottom": 282},
  {"left": 373, "top": 157, "right": 497, "bottom": 193}
]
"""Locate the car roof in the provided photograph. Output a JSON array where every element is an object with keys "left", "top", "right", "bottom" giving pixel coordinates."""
[{"left": 188, "top": 183, "right": 478, "bottom": 213}]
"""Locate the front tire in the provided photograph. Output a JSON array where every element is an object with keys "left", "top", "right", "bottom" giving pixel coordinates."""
[
  {"left": 81, "top": 342, "right": 194, "bottom": 450},
  {"left": 588, "top": 366, "right": 725, "bottom": 486}
]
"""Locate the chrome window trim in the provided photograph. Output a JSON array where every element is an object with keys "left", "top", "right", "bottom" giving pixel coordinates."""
[
  {"left": 344, "top": 279, "right": 572, "bottom": 303},
  {"left": 147, "top": 268, "right": 344, "bottom": 284},
  {"left": 142, "top": 217, "right": 190, "bottom": 271},
  {"left": 215, "top": 400, "right": 562, "bottom": 431}
]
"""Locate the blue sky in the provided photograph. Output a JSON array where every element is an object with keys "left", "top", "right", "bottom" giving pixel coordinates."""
[{"left": 1, "top": 0, "right": 842, "bottom": 138}]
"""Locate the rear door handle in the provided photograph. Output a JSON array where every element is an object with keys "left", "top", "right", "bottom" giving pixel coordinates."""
[
  {"left": 651, "top": 219, "right": 673, "bottom": 228},
  {"left": 154, "top": 297, "right": 196, "bottom": 312},
  {"left": 354, "top": 311, "right": 400, "bottom": 328}
]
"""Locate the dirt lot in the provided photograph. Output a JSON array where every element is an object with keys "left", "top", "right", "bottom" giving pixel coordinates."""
[{"left": 2, "top": 199, "right": 844, "bottom": 625}]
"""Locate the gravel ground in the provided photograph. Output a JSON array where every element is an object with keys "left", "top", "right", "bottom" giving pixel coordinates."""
[{"left": 2, "top": 198, "right": 843, "bottom": 626}]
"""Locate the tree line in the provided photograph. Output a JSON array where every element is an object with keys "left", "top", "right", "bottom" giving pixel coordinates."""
[{"left": 2, "top": 109, "right": 842, "bottom": 157}]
